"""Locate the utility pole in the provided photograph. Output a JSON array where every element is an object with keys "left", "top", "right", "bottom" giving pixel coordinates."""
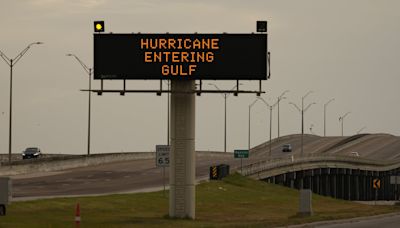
[
  {"left": 324, "top": 98, "right": 335, "bottom": 137},
  {"left": 258, "top": 97, "right": 278, "bottom": 157},
  {"left": 356, "top": 126, "right": 366, "bottom": 134},
  {"left": 1, "top": 42, "right": 43, "bottom": 163},
  {"left": 67, "top": 54, "right": 92, "bottom": 156},
  {"left": 277, "top": 90, "right": 289, "bottom": 141},
  {"left": 248, "top": 99, "right": 258, "bottom": 151},
  {"left": 166, "top": 80, "right": 170, "bottom": 145},
  {"left": 208, "top": 83, "right": 241, "bottom": 152},
  {"left": 339, "top": 112, "right": 351, "bottom": 136},
  {"left": 289, "top": 91, "right": 315, "bottom": 157}
]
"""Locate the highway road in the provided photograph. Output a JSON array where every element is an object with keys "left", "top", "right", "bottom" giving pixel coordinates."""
[
  {"left": 252, "top": 133, "right": 400, "bottom": 161},
  {"left": 11, "top": 152, "right": 259, "bottom": 198},
  {"left": 317, "top": 213, "right": 400, "bottom": 228},
  {"left": 8, "top": 133, "right": 400, "bottom": 199}
]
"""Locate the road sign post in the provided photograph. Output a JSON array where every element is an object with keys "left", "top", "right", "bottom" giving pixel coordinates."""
[
  {"left": 373, "top": 178, "right": 381, "bottom": 204},
  {"left": 92, "top": 22, "right": 270, "bottom": 220},
  {"left": 156, "top": 145, "right": 170, "bottom": 197},
  {"left": 234, "top": 150, "right": 249, "bottom": 174},
  {"left": 390, "top": 176, "right": 400, "bottom": 200}
]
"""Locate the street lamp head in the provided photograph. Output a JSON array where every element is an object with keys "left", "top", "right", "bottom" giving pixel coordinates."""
[
  {"left": 29, "top": 42, "right": 43, "bottom": 47},
  {"left": 66, "top": 54, "right": 73, "bottom": 57},
  {"left": 279, "top": 90, "right": 290, "bottom": 98},
  {"left": 325, "top": 98, "right": 335, "bottom": 106},
  {"left": 249, "top": 99, "right": 258, "bottom": 108},
  {"left": 303, "top": 90, "right": 314, "bottom": 100}
]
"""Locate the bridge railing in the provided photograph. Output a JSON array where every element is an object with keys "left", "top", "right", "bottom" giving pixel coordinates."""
[{"left": 241, "top": 154, "right": 400, "bottom": 177}]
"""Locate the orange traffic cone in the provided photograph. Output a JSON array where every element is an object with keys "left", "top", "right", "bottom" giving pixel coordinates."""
[{"left": 75, "top": 203, "right": 81, "bottom": 227}]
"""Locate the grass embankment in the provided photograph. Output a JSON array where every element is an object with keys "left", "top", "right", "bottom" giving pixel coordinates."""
[{"left": 1, "top": 174, "right": 398, "bottom": 227}]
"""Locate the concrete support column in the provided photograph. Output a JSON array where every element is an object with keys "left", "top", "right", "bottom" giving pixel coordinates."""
[
  {"left": 333, "top": 175, "right": 337, "bottom": 198},
  {"left": 362, "top": 175, "right": 366, "bottom": 200},
  {"left": 169, "top": 80, "right": 196, "bottom": 219},
  {"left": 325, "top": 175, "right": 330, "bottom": 196},
  {"left": 340, "top": 174, "right": 346, "bottom": 199},
  {"left": 347, "top": 175, "right": 351, "bottom": 200},
  {"left": 355, "top": 176, "right": 360, "bottom": 200}
]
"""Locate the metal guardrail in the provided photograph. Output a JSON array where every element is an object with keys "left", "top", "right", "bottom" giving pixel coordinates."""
[{"left": 240, "top": 154, "right": 400, "bottom": 177}]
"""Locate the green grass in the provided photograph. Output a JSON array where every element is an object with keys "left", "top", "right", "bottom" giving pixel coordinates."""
[{"left": 1, "top": 174, "right": 398, "bottom": 227}]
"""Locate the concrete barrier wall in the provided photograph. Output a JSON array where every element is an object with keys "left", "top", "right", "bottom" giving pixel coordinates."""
[
  {"left": 0, "top": 152, "right": 155, "bottom": 176},
  {"left": 241, "top": 154, "right": 400, "bottom": 180},
  {"left": 0, "top": 151, "right": 229, "bottom": 176}
]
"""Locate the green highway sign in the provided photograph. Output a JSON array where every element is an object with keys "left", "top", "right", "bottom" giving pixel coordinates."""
[{"left": 234, "top": 150, "right": 249, "bottom": 158}]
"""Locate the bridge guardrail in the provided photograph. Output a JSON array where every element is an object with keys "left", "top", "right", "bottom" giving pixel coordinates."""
[{"left": 241, "top": 154, "right": 400, "bottom": 177}]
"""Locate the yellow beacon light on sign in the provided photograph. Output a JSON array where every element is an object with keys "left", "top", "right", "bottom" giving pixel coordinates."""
[{"left": 94, "top": 21, "right": 104, "bottom": 33}]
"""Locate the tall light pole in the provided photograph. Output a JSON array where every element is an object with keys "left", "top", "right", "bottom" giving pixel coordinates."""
[
  {"left": 248, "top": 99, "right": 258, "bottom": 151},
  {"left": 167, "top": 81, "right": 170, "bottom": 146},
  {"left": 277, "top": 90, "right": 289, "bottom": 141},
  {"left": 289, "top": 91, "right": 315, "bottom": 157},
  {"left": 163, "top": 80, "right": 171, "bottom": 146},
  {"left": 67, "top": 54, "right": 92, "bottom": 156},
  {"left": 208, "top": 83, "right": 241, "bottom": 152},
  {"left": 258, "top": 97, "right": 278, "bottom": 157},
  {"left": 357, "top": 126, "right": 366, "bottom": 134},
  {"left": 1, "top": 42, "right": 43, "bottom": 163},
  {"left": 309, "top": 124, "right": 315, "bottom": 134},
  {"left": 324, "top": 98, "right": 335, "bottom": 137},
  {"left": 339, "top": 112, "right": 351, "bottom": 136}
]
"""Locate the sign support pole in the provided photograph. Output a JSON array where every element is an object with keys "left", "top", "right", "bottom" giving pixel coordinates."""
[
  {"left": 163, "top": 166, "right": 166, "bottom": 197},
  {"left": 241, "top": 157, "right": 243, "bottom": 174},
  {"left": 169, "top": 80, "right": 195, "bottom": 219}
]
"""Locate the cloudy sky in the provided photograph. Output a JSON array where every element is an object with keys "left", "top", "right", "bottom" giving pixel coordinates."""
[{"left": 1, "top": 0, "right": 399, "bottom": 155}]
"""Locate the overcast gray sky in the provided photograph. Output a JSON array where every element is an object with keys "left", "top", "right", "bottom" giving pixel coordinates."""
[{"left": 1, "top": 0, "right": 400, "bottom": 155}]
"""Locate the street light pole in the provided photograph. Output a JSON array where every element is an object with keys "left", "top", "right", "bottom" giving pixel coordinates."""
[
  {"left": 208, "top": 83, "right": 241, "bottom": 152},
  {"left": 324, "top": 98, "right": 335, "bottom": 137},
  {"left": 1, "top": 42, "right": 43, "bottom": 164},
  {"left": 9, "top": 60, "right": 13, "bottom": 164},
  {"left": 277, "top": 90, "right": 289, "bottom": 141},
  {"left": 258, "top": 97, "right": 278, "bottom": 157},
  {"left": 357, "top": 126, "right": 366, "bottom": 134},
  {"left": 224, "top": 93, "right": 227, "bottom": 152},
  {"left": 163, "top": 80, "right": 171, "bottom": 145},
  {"left": 289, "top": 91, "right": 315, "bottom": 157},
  {"left": 339, "top": 112, "right": 350, "bottom": 136},
  {"left": 67, "top": 54, "right": 92, "bottom": 156},
  {"left": 167, "top": 81, "right": 170, "bottom": 146},
  {"left": 248, "top": 99, "right": 258, "bottom": 151}
]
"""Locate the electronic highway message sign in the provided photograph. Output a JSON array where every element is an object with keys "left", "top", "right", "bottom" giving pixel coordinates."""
[{"left": 94, "top": 33, "right": 267, "bottom": 80}]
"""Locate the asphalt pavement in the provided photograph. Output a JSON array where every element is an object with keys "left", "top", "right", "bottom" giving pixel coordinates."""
[
  {"left": 316, "top": 213, "right": 400, "bottom": 228},
  {"left": 11, "top": 153, "right": 257, "bottom": 198}
]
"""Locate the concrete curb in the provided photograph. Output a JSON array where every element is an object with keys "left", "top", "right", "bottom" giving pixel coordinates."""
[{"left": 281, "top": 211, "right": 400, "bottom": 228}]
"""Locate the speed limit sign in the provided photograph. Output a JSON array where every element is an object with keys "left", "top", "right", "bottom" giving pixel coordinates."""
[{"left": 156, "top": 145, "right": 170, "bottom": 167}]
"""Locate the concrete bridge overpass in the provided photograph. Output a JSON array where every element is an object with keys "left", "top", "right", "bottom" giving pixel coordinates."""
[{"left": 243, "top": 133, "right": 400, "bottom": 201}]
